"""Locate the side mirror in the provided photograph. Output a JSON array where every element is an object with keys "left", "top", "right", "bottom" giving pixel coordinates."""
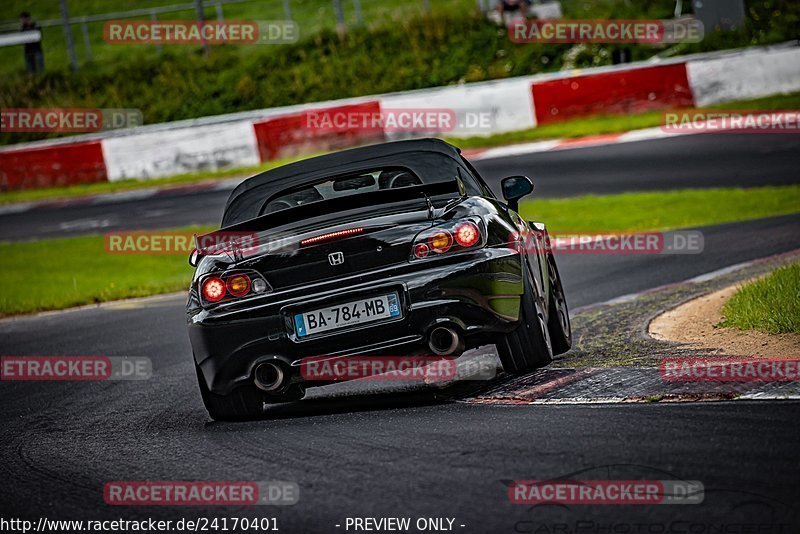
[
  {"left": 501, "top": 175, "right": 534, "bottom": 212},
  {"left": 188, "top": 248, "right": 200, "bottom": 267}
]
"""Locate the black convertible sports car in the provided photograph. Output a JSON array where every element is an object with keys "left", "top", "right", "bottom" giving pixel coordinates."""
[{"left": 187, "top": 138, "right": 570, "bottom": 419}]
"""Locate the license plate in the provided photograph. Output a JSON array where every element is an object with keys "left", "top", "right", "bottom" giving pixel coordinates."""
[{"left": 294, "top": 293, "right": 401, "bottom": 338}]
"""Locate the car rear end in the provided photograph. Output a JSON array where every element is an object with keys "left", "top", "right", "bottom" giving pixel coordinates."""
[{"left": 188, "top": 174, "right": 526, "bottom": 401}]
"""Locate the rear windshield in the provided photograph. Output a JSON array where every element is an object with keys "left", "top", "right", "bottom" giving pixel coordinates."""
[
  {"left": 262, "top": 167, "right": 424, "bottom": 215},
  {"left": 221, "top": 149, "right": 476, "bottom": 226}
]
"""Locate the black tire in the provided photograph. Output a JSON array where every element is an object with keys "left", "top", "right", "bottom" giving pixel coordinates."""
[
  {"left": 195, "top": 364, "right": 266, "bottom": 421},
  {"left": 546, "top": 250, "right": 572, "bottom": 355},
  {"left": 496, "top": 265, "right": 553, "bottom": 374}
]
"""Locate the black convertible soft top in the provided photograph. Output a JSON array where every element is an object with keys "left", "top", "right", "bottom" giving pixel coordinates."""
[{"left": 222, "top": 138, "right": 464, "bottom": 226}]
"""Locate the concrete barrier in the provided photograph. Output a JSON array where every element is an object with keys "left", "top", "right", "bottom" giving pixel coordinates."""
[
  {"left": 687, "top": 46, "right": 800, "bottom": 107},
  {"left": 0, "top": 141, "right": 106, "bottom": 190},
  {"left": 531, "top": 63, "right": 694, "bottom": 124},
  {"left": 101, "top": 120, "right": 260, "bottom": 181},
  {"left": 253, "top": 101, "right": 384, "bottom": 161}
]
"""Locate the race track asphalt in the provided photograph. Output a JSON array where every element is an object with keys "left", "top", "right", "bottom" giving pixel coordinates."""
[{"left": 1, "top": 133, "right": 799, "bottom": 531}]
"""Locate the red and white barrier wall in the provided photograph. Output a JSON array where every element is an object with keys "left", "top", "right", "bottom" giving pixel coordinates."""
[{"left": 1, "top": 44, "right": 798, "bottom": 190}]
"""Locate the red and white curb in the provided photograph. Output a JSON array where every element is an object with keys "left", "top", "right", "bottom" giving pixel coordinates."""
[
  {"left": 466, "top": 366, "right": 800, "bottom": 405},
  {"left": 463, "top": 126, "right": 696, "bottom": 161}
]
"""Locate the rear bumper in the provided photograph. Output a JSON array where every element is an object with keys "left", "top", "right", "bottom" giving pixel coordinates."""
[{"left": 189, "top": 246, "right": 523, "bottom": 395}]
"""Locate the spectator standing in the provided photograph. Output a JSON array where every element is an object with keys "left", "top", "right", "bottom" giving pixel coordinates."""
[
  {"left": 20, "top": 11, "right": 44, "bottom": 74},
  {"left": 496, "top": 0, "right": 531, "bottom": 25}
]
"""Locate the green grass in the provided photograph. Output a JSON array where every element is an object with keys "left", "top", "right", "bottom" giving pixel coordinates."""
[
  {"left": 719, "top": 263, "right": 800, "bottom": 334},
  {"left": 2, "top": 184, "right": 799, "bottom": 316},
  {"left": 518, "top": 185, "right": 800, "bottom": 233},
  {"left": 0, "top": 226, "right": 212, "bottom": 315}
]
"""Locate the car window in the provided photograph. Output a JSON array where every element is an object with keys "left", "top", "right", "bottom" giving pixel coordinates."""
[{"left": 263, "top": 167, "right": 423, "bottom": 214}]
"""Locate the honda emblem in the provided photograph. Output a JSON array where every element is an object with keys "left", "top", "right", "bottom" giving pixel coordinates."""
[{"left": 328, "top": 252, "right": 344, "bottom": 266}]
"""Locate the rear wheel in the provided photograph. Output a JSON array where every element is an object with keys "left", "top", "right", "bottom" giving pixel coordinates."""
[
  {"left": 546, "top": 250, "right": 572, "bottom": 355},
  {"left": 195, "top": 364, "right": 266, "bottom": 421},
  {"left": 496, "top": 266, "right": 553, "bottom": 374}
]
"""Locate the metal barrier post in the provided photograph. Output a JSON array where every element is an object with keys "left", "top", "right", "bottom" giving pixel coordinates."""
[
  {"left": 150, "top": 11, "right": 162, "bottom": 55},
  {"left": 333, "top": 0, "right": 346, "bottom": 37},
  {"left": 59, "top": 0, "right": 79, "bottom": 71},
  {"left": 352, "top": 0, "right": 363, "bottom": 25},
  {"left": 80, "top": 20, "right": 92, "bottom": 61}
]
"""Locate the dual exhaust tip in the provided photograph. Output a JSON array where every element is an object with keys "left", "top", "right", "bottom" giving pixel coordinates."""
[
  {"left": 254, "top": 327, "right": 462, "bottom": 390},
  {"left": 428, "top": 326, "right": 464, "bottom": 356},
  {"left": 254, "top": 361, "right": 286, "bottom": 392}
]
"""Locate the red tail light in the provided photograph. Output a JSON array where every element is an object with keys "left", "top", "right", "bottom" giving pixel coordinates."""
[
  {"left": 300, "top": 227, "right": 363, "bottom": 247},
  {"left": 413, "top": 243, "right": 430, "bottom": 259},
  {"left": 202, "top": 277, "right": 226, "bottom": 303},
  {"left": 410, "top": 218, "right": 485, "bottom": 261},
  {"left": 454, "top": 221, "right": 480, "bottom": 247},
  {"left": 199, "top": 270, "right": 270, "bottom": 306}
]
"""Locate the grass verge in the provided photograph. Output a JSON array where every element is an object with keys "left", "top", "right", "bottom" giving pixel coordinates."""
[
  {"left": 719, "top": 263, "right": 800, "bottom": 334},
  {"left": 518, "top": 185, "right": 800, "bottom": 233},
  {"left": 2, "top": 185, "right": 799, "bottom": 316},
  {"left": 0, "top": 226, "right": 213, "bottom": 316}
]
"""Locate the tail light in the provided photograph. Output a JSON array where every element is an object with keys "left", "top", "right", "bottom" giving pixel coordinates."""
[
  {"left": 202, "top": 277, "right": 226, "bottom": 303},
  {"left": 411, "top": 218, "right": 485, "bottom": 260},
  {"left": 454, "top": 221, "right": 480, "bottom": 247},
  {"left": 199, "top": 270, "right": 270, "bottom": 306},
  {"left": 429, "top": 231, "right": 453, "bottom": 253},
  {"left": 226, "top": 274, "right": 251, "bottom": 297}
]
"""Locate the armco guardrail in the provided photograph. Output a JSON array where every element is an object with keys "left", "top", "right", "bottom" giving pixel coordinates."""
[{"left": 1, "top": 43, "right": 799, "bottom": 190}]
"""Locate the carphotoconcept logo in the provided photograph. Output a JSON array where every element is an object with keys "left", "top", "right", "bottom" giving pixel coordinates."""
[
  {"left": 104, "top": 20, "right": 298, "bottom": 45},
  {"left": 1, "top": 108, "right": 142, "bottom": 133},
  {"left": 0, "top": 356, "right": 151, "bottom": 381}
]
